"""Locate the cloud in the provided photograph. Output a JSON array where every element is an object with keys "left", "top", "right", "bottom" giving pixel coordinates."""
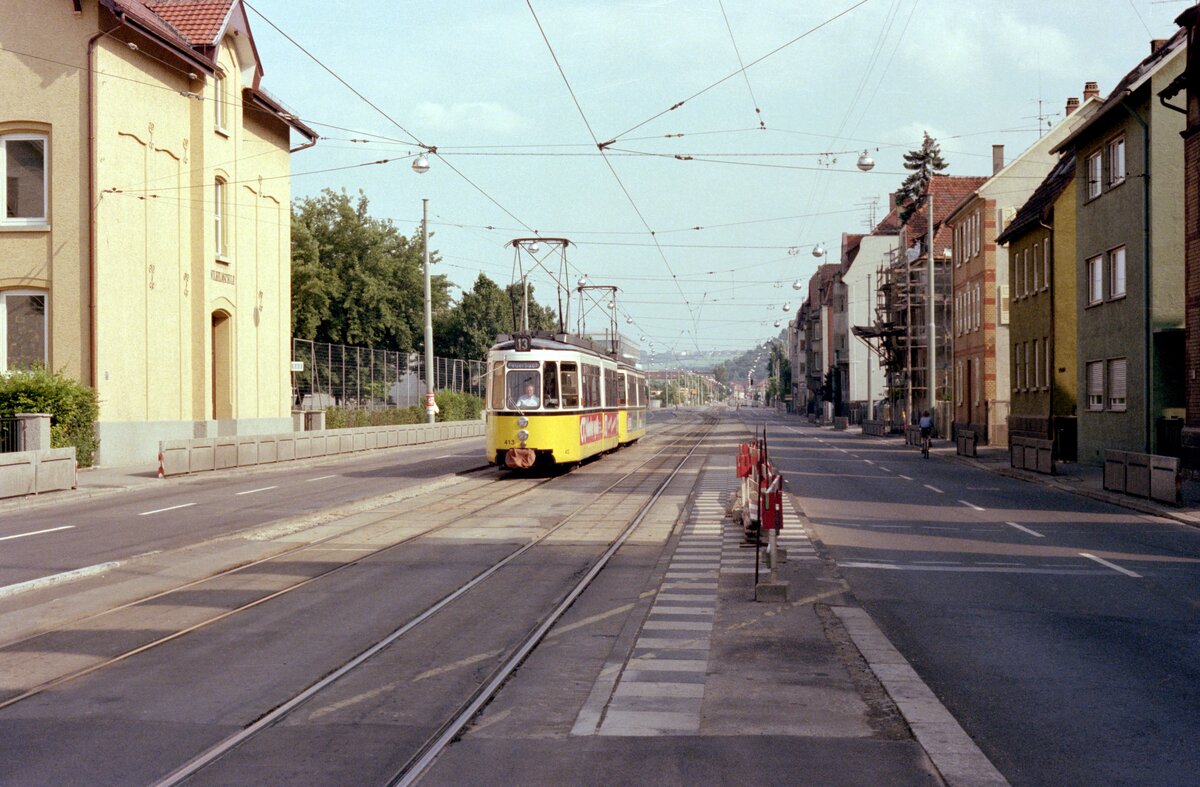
[{"left": 412, "top": 101, "right": 530, "bottom": 134}]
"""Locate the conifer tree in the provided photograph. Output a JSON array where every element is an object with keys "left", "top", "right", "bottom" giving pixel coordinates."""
[{"left": 897, "top": 132, "right": 948, "bottom": 222}]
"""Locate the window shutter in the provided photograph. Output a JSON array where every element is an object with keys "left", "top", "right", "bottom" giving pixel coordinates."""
[
  {"left": 999, "top": 284, "right": 1009, "bottom": 325},
  {"left": 1109, "top": 358, "right": 1127, "bottom": 410}
]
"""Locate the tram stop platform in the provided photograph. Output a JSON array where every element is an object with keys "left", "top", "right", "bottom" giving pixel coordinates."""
[{"left": 426, "top": 453, "right": 1002, "bottom": 786}]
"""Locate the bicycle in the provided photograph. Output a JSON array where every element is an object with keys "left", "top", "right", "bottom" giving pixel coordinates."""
[{"left": 920, "top": 428, "right": 931, "bottom": 458}]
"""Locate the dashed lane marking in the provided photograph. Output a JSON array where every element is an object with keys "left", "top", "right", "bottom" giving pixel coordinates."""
[
  {"left": 0, "top": 525, "right": 74, "bottom": 542},
  {"left": 306, "top": 475, "right": 337, "bottom": 482},
  {"left": 959, "top": 499, "right": 985, "bottom": 511},
  {"left": 899, "top": 474, "right": 913, "bottom": 481},
  {"left": 236, "top": 486, "right": 278, "bottom": 496},
  {"left": 1079, "top": 552, "right": 1142, "bottom": 578},
  {"left": 138, "top": 502, "right": 196, "bottom": 516},
  {"left": 1006, "top": 521, "right": 1045, "bottom": 538},
  {"left": 923, "top": 484, "right": 944, "bottom": 494}
]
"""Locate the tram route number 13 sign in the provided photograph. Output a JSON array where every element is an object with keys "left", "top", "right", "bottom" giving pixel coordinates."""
[{"left": 580, "top": 413, "right": 619, "bottom": 444}]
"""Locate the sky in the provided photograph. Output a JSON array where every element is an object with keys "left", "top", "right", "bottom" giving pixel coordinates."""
[{"left": 245, "top": 0, "right": 1194, "bottom": 361}]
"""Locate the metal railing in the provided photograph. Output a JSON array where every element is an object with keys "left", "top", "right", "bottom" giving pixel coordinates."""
[
  {"left": 291, "top": 339, "right": 485, "bottom": 410},
  {"left": 0, "top": 418, "right": 19, "bottom": 454}
]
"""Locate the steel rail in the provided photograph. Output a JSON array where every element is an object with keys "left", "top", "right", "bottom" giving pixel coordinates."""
[
  {"left": 391, "top": 415, "right": 715, "bottom": 785},
  {"left": 151, "top": 414, "right": 711, "bottom": 786},
  {"left": 0, "top": 473, "right": 540, "bottom": 713}
]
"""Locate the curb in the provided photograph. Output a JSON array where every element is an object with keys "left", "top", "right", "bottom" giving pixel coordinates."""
[{"left": 0, "top": 434, "right": 489, "bottom": 516}]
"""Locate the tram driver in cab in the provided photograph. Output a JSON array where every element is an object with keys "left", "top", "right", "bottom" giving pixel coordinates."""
[{"left": 516, "top": 383, "right": 540, "bottom": 408}]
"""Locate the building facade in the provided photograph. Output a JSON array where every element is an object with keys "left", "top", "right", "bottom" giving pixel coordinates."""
[
  {"left": 0, "top": 0, "right": 315, "bottom": 464},
  {"left": 1167, "top": 7, "right": 1200, "bottom": 472},
  {"left": 1052, "top": 35, "right": 1187, "bottom": 463}
]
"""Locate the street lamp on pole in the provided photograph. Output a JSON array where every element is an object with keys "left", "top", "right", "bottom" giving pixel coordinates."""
[{"left": 422, "top": 198, "right": 435, "bottom": 424}]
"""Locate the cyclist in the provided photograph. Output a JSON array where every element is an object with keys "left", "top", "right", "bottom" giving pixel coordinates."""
[{"left": 918, "top": 410, "right": 933, "bottom": 458}]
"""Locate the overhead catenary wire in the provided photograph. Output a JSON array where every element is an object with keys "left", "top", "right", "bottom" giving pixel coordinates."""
[
  {"left": 603, "top": 0, "right": 875, "bottom": 144},
  {"left": 526, "top": 0, "right": 701, "bottom": 350},
  {"left": 717, "top": 0, "right": 766, "bottom": 130}
]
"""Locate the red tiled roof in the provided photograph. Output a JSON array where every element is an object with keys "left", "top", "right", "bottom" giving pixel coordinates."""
[
  {"left": 144, "top": 0, "right": 234, "bottom": 45},
  {"left": 872, "top": 206, "right": 902, "bottom": 235},
  {"left": 902, "top": 174, "right": 988, "bottom": 250},
  {"left": 108, "top": 0, "right": 194, "bottom": 50}
]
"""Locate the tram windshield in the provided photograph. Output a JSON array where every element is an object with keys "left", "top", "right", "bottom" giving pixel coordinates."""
[{"left": 506, "top": 362, "right": 541, "bottom": 409}]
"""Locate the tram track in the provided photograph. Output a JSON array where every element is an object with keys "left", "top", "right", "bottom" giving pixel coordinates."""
[
  {"left": 145, "top": 412, "right": 716, "bottom": 785},
  {"left": 0, "top": 415, "right": 705, "bottom": 711}
]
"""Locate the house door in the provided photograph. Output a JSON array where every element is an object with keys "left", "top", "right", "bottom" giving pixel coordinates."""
[{"left": 211, "top": 310, "right": 233, "bottom": 420}]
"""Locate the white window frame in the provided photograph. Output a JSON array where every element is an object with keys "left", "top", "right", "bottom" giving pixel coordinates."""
[
  {"left": 1107, "top": 357, "right": 1127, "bottom": 411},
  {"left": 214, "top": 70, "right": 228, "bottom": 133},
  {"left": 1032, "top": 243, "right": 1039, "bottom": 291},
  {"left": 0, "top": 289, "right": 49, "bottom": 371},
  {"left": 1086, "top": 360, "right": 1105, "bottom": 411},
  {"left": 1023, "top": 248, "right": 1031, "bottom": 296},
  {"left": 974, "top": 355, "right": 981, "bottom": 406},
  {"left": 1044, "top": 337, "right": 1051, "bottom": 391},
  {"left": 0, "top": 133, "right": 49, "bottom": 227},
  {"left": 1015, "top": 343, "right": 1024, "bottom": 391},
  {"left": 1086, "top": 151, "right": 1102, "bottom": 199},
  {"left": 1087, "top": 255, "right": 1103, "bottom": 305},
  {"left": 1043, "top": 238, "right": 1050, "bottom": 291},
  {"left": 214, "top": 177, "right": 228, "bottom": 260},
  {"left": 1032, "top": 340, "right": 1040, "bottom": 390},
  {"left": 1107, "top": 136, "right": 1125, "bottom": 187},
  {"left": 1109, "top": 245, "right": 1126, "bottom": 299},
  {"left": 974, "top": 283, "right": 982, "bottom": 330}
]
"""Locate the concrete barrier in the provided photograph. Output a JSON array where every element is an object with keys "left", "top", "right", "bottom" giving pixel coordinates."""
[
  {"left": 861, "top": 420, "right": 888, "bottom": 437},
  {"left": 158, "top": 419, "right": 486, "bottom": 478},
  {"left": 1104, "top": 449, "right": 1181, "bottom": 505},
  {"left": 956, "top": 430, "right": 978, "bottom": 458},
  {"left": 833, "top": 417, "right": 849, "bottom": 431},
  {"left": 1011, "top": 436, "right": 1055, "bottom": 475},
  {"left": 0, "top": 447, "right": 77, "bottom": 500},
  {"left": 904, "top": 426, "right": 922, "bottom": 446}
]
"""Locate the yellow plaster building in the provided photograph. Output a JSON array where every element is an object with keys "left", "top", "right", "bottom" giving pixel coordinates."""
[{"left": 0, "top": 0, "right": 315, "bottom": 464}]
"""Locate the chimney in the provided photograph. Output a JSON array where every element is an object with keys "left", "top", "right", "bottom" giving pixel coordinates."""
[
  {"left": 1151, "top": 38, "right": 1169, "bottom": 54},
  {"left": 1083, "top": 81, "right": 1100, "bottom": 101},
  {"left": 992, "top": 144, "right": 1004, "bottom": 175},
  {"left": 1065, "top": 96, "right": 1080, "bottom": 116}
]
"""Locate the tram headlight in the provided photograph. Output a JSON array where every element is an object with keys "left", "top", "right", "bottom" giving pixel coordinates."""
[
  {"left": 517, "top": 429, "right": 529, "bottom": 443},
  {"left": 516, "top": 416, "right": 529, "bottom": 428}
]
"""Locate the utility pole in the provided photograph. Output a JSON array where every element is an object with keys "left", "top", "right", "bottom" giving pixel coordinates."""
[{"left": 422, "top": 198, "right": 435, "bottom": 425}]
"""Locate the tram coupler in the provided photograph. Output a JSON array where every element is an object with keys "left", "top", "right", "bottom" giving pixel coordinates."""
[{"left": 504, "top": 447, "right": 536, "bottom": 469}]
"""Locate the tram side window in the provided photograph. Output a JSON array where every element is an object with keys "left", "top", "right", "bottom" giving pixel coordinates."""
[
  {"left": 603, "top": 368, "right": 617, "bottom": 408},
  {"left": 618, "top": 373, "right": 628, "bottom": 407},
  {"left": 560, "top": 362, "right": 579, "bottom": 408},
  {"left": 489, "top": 362, "right": 505, "bottom": 410},
  {"left": 505, "top": 364, "right": 540, "bottom": 409},
  {"left": 582, "top": 364, "right": 600, "bottom": 408},
  {"left": 542, "top": 361, "right": 559, "bottom": 409}
]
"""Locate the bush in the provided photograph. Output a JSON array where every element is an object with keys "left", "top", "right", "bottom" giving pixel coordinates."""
[
  {"left": 322, "top": 392, "right": 483, "bottom": 429},
  {"left": 434, "top": 390, "right": 483, "bottom": 422},
  {"left": 0, "top": 368, "right": 100, "bottom": 466}
]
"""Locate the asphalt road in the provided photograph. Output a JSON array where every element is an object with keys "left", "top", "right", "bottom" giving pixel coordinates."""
[{"left": 741, "top": 410, "right": 1200, "bottom": 786}]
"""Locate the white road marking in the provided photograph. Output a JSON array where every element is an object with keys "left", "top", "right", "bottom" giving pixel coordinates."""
[
  {"left": 899, "top": 474, "right": 913, "bottom": 481},
  {"left": 236, "top": 486, "right": 277, "bottom": 496},
  {"left": 863, "top": 459, "right": 874, "bottom": 465},
  {"left": 1079, "top": 552, "right": 1142, "bottom": 578},
  {"left": 1006, "top": 521, "right": 1045, "bottom": 538},
  {"left": 839, "top": 561, "right": 1111, "bottom": 575},
  {"left": 138, "top": 503, "right": 196, "bottom": 516},
  {"left": 958, "top": 499, "right": 985, "bottom": 511},
  {"left": 306, "top": 474, "right": 337, "bottom": 482},
  {"left": 880, "top": 466, "right": 892, "bottom": 473},
  {"left": 0, "top": 560, "right": 121, "bottom": 599},
  {"left": 0, "top": 525, "right": 74, "bottom": 542},
  {"left": 923, "top": 484, "right": 944, "bottom": 494}
]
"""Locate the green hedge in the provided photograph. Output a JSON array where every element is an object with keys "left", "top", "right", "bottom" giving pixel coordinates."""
[
  {"left": 0, "top": 368, "right": 100, "bottom": 467},
  {"left": 323, "top": 391, "right": 483, "bottom": 429}
]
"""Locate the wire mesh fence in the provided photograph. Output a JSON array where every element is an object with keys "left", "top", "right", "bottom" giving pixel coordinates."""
[{"left": 291, "top": 339, "right": 486, "bottom": 410}]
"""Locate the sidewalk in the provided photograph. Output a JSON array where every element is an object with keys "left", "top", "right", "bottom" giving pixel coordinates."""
[{"left": 910, "top": 435, "right": 1200, "bottom": 528}]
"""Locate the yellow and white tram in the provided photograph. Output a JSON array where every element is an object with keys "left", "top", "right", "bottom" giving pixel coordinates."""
[{"left": 486, "top": 332, "right": 648, "bottom": 469}]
